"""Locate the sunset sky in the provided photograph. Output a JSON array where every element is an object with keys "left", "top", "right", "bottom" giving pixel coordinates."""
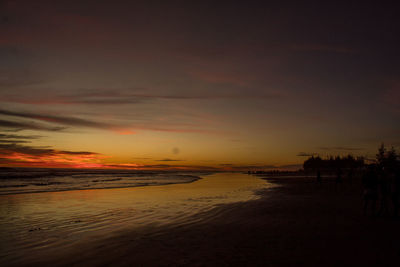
[{"left": 0, "top": 1, "right": 399, "bottom": 170}]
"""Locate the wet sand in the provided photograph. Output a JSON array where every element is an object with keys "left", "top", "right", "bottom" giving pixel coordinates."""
[
  {"left": 3, "top": 174, "right": 400, "bottom": 266},
  {"left": 0, "top": 172, "right": 269, "bottom": 266}
]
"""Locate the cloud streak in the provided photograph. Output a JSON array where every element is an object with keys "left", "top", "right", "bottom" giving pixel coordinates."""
[
  {"left": 155, "top": 158, "right": 184, "bottom": 162},
  {"left": 0, "top": 108, "right": 223, "bottom": 134},
  {"left": 0, "top": 141, "right": 106, "bottom": 168},
  {"left": 0, "top": 133, "right": 43, "bottom": 139},
  {"left": 318, "top": 146, "right": 364, "bottom": 151},
  {"left": 0, "top": 109, "right": 112, "bottom": 129},
  {"left": 0, "top": 141, "right": 218, "bottom": 170},
  {"left": 0, "top": 119, "right": 66, "bottom": 132},
  {"left": 0, "top": 88, "right": 284, "bottom": 105}
]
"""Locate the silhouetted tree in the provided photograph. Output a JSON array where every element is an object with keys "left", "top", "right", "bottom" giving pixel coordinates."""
[
  {"left": 374, "top": 143, "right": 399, "bottom": 217},
  {"left": 303, "top": 154, "right": 364, "bottom": 173}
]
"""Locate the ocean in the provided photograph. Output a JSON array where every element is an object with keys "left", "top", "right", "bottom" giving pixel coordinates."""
[{"left": 0, "top": 168, "right": 204, "bottom": 195}]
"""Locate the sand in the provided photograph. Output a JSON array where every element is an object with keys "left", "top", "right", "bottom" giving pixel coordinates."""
[{"left": 4, "top": 175, "right": 400, "bottom": 266}]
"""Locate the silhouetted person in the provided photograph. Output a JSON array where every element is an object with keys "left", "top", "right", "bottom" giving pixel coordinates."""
[
  {"left": 378, "top": 167, "right": 390, "bottom": 217},
  {"left": 362, "top": 166, "right": 378, "bottom": 216}
]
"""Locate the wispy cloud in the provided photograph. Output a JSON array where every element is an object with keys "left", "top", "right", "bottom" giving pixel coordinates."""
[
  {"left": 0, "top": 142, "right": 99, "bottom": 157},
  {"left": 0, "top": 143, "right": 218, "bottom": 170},
  {"left": 0, "top": 109, "right": 112, "bottom": 129},
  {"left": 318, "top": 146, "right": 364, "bottom": 151},
  {"left": 155, "top": 158, "right": 184, "bottom": 162},
  {"left": 0, "top": 139, "right": 30, "bottom": 144},
  {"left": 0, "top": 119, "right": 66, "bottom": 132},
  {"left": 0, "top": 141, "right": 106, "bottom": 168},
  {"left": 0, "top": 88, "right": 284, "bottom": 105},
  {"left": 0, "top": 108, "right": 221, "bottom": 134},
  {"left": 0, "top": 138, "right": 302, "bottom": 171},
  {"left": 0, "top": 133, "right": 43, "bottom": 139}
]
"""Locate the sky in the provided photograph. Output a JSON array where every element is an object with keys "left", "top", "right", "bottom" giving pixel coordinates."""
[{"left": 0, "top": 1, "right": 399, "bottom": 170}]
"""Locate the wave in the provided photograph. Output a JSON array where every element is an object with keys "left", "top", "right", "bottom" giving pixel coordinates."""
[{"left": 0, "top": 168, "right": 207, "bottom": 195}]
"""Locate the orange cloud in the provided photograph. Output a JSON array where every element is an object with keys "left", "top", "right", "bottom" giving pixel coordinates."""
[{"left": 112, "top": 129, "right": 136, "bottom": 135}]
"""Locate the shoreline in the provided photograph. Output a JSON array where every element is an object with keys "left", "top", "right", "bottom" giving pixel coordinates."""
[
  {"left": 0, "top": 173, "right": 268, "bottom": 267},
  {"left": 39, "top": 175, "right": 400, "bottom": 266},
  {"left": 0, "top": 176, "right": 202, "bottom": 196},
  {"left": 2, "top": 174, "right": 400, "bottom": 266},
  {"left": 0, "top": 173, "right": 207, "bottom": 196}
]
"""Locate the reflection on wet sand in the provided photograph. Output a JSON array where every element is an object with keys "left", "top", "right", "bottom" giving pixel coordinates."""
[{"left": 0, "top": 172, "right": 269, "bottom": 265}]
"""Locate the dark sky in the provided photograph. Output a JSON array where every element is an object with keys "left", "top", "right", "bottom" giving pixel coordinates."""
[{"left": 0, "top": 1, "right": 399, "bottom": 169}]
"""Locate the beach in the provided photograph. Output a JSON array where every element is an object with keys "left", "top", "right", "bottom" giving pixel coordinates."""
[
  {"left": 2, "top": 173, "right": 400, "bottom": 266},
  {"left": 0, "top": 172, "right": 268, "bottom": 266}
]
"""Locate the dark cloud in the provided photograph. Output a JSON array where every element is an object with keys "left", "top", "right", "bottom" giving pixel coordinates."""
[
  {"left": 0, "top": 109, "right": 112, "bottom": 129},
  {"left": 0, "top": 119, "right": 66, "bottom": 132},
  {"left": 0, "top": 133, "right": 43, "bottom": 139},
  {"left": 0, "top": 158, "right": 21, "bottom": 164},
  {"left": 59, "top": 151, "right": 99, "bottom": 155},
  {"left": 0, "top": 142, "right": 56, "bottom": 156},
  {"left": 0, "top": 1, "right": 398, "bottom": 168},
  {"left": 0, "top": 142, "right": 99, "bottom": 157},
  {"left": 155, "top": 158, "right": 184, "bottom": 162},
  {"left": 0, "top": 139, "right": 31, "bottom": 144},
  {"left": 0, "top": 109, "right": 219, "bottom": 134},
  {"left": 0, "top": 89, "right": 284, "bottom": 105}
]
